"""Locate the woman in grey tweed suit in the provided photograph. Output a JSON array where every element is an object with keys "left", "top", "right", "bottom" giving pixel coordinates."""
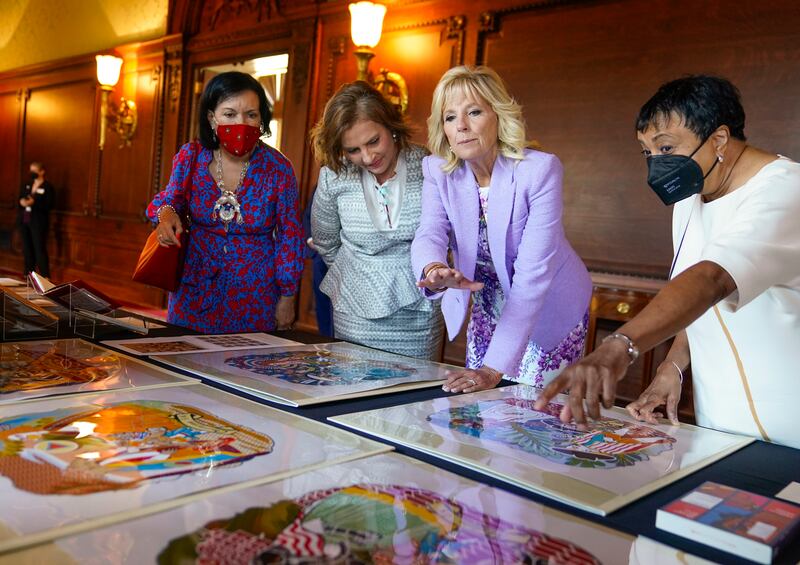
[{"left": 310, "top": 82, "right": 443, "bottom": 359}]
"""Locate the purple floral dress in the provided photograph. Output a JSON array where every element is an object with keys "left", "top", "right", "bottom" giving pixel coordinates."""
[{"left": 465, "top": 186, "right": 588, "bottom": 388}]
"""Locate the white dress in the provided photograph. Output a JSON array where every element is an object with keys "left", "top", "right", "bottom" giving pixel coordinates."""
[{"left": 671, "top": 156, "right": 800, "bottom": 449}]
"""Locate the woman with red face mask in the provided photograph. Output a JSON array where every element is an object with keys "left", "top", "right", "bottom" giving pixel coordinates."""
[{"left": 147, "top": 71, "right": 303, "bottom": 333}]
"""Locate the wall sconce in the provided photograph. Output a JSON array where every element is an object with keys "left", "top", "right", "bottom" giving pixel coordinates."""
[
  {"left": 349, "top": 1, "right": 385, "bottom": 82},
  {"left": 95, "top": 54, "right": 137, "bottom": 149},
  {"left": 348, "top": 2, "right": 409, "bottom": 114}
]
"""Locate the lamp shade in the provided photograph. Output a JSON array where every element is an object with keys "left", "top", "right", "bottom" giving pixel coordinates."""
[
  {"left": 95, "top": 55, "right": 123, "bottom": 87},
  {"left": 349, "top": 2, "right": 386, "bottom": 48}
]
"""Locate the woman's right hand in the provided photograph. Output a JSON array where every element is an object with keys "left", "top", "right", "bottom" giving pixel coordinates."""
[
  {"left": 626, "top": 362, "right": 683, "bottom": 426},
  {"left": 416, "top": 263, "right": 483, "bottom": 292},
  {"left": 155, "top": 206, "right": 183, "bottom": 247}
]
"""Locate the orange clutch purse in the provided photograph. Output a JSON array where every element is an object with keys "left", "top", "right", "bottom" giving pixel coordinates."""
[
  {"left": 133, "top": 144, "right": 197, "bottom": 292},
  {"left": 131, "top": 230, "right": 188, "bottom": 292}
]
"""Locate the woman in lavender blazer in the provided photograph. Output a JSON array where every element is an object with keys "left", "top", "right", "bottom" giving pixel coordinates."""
[{"left": 412, "top": 66, "right": 592, "bottom": 393}]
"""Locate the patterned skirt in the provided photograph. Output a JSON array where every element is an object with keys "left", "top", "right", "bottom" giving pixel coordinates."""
[
  {"left": 466, "top": 263, "right": 588, "bottom": 388},
  {"left": 333, "top": 304, "right": 444, "bottom": 361}
]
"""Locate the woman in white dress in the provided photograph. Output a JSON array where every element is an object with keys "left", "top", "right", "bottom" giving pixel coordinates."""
[{"left": 535, "top": 75, "right": 800, "bottom": 450}]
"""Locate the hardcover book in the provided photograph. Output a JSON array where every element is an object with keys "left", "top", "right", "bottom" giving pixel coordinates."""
[{"left": 656, "top": 481, "right": 800, "bottom": 564}]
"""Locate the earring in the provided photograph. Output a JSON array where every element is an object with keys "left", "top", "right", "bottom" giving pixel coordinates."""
[
  {"left": 392, "top": 132, "right": 398, "bottom": 142},
  {"left": 448, "top": 146, "right": 454, "bottom": 153},
  {"left": 260, "top": 123, "right": 266, "bottom": 134},
  {"left": 717, "top": 155, "right": 724, "bottom": 163}
]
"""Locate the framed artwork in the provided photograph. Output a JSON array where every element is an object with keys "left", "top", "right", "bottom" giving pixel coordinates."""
[
  {"left": 102, "top": 332, "right": 298, "bottom": 356},
  {"left": 0, "top": 339, "right": 197, "bottom": 405},
  {"left": 0, "top": 384, "right": 389, "bottom": 553},
  {"left": 330, "top": 385, "right": 754, "bottom": 516},
  {"left": 2, "top": 453, "right": 635, "bottom": 564},
  {"left": 158, "top": 342, "right": 453, "bottom": 406}
]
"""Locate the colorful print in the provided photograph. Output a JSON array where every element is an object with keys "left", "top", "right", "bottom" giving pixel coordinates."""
[
  {"left": 225, "top": 349, "right": 418, "bottom": 386},
  {"left": 0, "top": 345, "right": 120, "bottom": 394},
  {"left": 428, "top": 398, "right": 676, "bottom": 469},
  {"left": 125, "top": 341, "right": 204, "bottom": 354},
  {"left": 158, "top": 484, "right": 600, "bottom": 564},
  {"left": 198, "top": 335, "right": 266, "bottom": 348},
  {"left": 0, "top": 401, "right": 274, "bottom": 495}
]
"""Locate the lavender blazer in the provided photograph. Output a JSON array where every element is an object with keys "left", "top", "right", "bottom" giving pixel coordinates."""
[{"left": 411, "top": 149, "right": 591, "bottom": 375}]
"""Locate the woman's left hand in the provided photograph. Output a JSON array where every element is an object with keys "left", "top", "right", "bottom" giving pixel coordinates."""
[
  {"left": 275, "top": 295, "right": 296, "bottom": 330},
  {"left": 442, "top": 366, "right": 503, "bottom": 393}
]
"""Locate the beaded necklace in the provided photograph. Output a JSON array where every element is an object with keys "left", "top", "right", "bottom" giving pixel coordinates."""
[{"left": 212, "top": 149, "right": 249, "bottom": 230}]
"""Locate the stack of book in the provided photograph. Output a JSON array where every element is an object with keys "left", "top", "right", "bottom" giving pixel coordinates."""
[{"left": 657, "top": 481, "right": 800, "bottom": 564}]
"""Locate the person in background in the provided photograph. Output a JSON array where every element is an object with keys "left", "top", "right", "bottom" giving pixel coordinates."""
[
  {"left": 310, "top": 81, "right": 443, "bottom": 359},
  {"left": 534, "top": 75, "right": 800, "bottom": 450},
  {"left": 148, "top": 71, "right": 303, "bottom": 333},
  {"left": 302, "top": 191, "right": 334, "bottom": 337},
  {"left": 412, "top": 66, "right": 592, "bottom": 393},
  {"left": 17, "top": 161, "right": 54, "bottom": 278}
]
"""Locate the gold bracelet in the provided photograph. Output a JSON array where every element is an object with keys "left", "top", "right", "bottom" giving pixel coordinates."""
[
  {"left": 157, "top": 204, "right": 177, "bottom": 224},
  {"left": 423, "top": 262, "right": 448, "bottom": 279}
]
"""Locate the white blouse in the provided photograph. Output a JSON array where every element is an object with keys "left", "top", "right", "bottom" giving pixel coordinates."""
[
  {"left": 360, "top": 153, "right": 406, "bottom": 232},
  {"left": 672, "top": 156, "right": 800, "bottom": 449}
]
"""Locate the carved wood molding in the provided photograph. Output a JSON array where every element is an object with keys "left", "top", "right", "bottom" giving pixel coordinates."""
[
  {"left": 325, "top": 36, "right": 347, "bottom": 99},
  {"left": 291, "top": 42, "right": 311, "bottom": 105},
  {"left": 206, "top": 0, "right": 283, "bottom": 32},
  {"left": 476, "top": 0, "right": 590, "bottom": 65},
  {"left": 188, "top": 22, "right": 292, "bottom": 51}
]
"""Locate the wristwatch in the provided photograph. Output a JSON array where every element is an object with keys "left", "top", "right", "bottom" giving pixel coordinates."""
[{"left": 602, "top": 332, "right": 639, "bottom": 365}]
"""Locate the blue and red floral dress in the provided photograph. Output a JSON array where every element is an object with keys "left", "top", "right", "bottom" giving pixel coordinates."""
[{"left": 147, "top": 141, "right": 304, "bottom": 333}]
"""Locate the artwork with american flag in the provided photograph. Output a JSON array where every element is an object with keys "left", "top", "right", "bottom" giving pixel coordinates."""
[
  {"left": 330, "top": 385, "right": 754, "bottom": 515},
  {"left": 37, "top": 454, "right": 634, "bottom": 564}
]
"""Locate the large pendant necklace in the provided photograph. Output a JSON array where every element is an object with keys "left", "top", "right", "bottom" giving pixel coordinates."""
[{"left": 212, "top": 149, "right": 249, "bottom": 231}]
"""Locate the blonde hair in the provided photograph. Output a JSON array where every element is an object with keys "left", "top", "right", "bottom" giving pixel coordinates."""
[
  {"left": 310, "top": 81, "right": 411, "bottom": 176},
  {"left": 427, "top": 66, "right": 527, "bottom": 173}
]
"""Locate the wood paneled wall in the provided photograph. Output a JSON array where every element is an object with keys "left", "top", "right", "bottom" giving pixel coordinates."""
[
  {"left": 0, "top": 35, "right": 183, "bottom": 307},
  {"left": 0, "top": 0, "right": 798, "bottom": 324}
]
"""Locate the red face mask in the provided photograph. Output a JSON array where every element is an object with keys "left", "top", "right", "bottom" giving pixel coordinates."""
[{"left": 216, "top": 123, "right": 261, "bottom": 156}]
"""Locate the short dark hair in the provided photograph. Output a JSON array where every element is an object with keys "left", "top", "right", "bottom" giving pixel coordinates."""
[
  {"left": 310, "top": 81, "right": 412, "bottom": 176},
  {"left": 197, "top": 71, "right": 273, "bottom": 149},
  {"left": 636, "top": 75, "right": 746, "bottom": 141}
]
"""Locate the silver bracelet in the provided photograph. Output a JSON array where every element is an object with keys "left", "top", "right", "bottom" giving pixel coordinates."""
[
  {"left": 671, "top": 361, "right": 684, "bottom": 384},
  {"left": 602, "top": 332, "right": 639, "bottom": 365},
  {"left": 157, "top": 204, "right": 177, "bottom": 223}
]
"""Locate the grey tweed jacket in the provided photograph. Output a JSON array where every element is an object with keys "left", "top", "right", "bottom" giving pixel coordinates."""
[{"left": 311, "top": 144, "right": 433, "bottom": 319}]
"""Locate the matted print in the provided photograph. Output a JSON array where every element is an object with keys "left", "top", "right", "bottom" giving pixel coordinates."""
[
  {"left": 0, "top": 339, "right": 196, "bottom": 405},
  {"left": 0, "top": 385, "right": 389, "bottom": 553},
  {"left": 2, "top": 453, "right": 634, "bottom": 564},
  {"left": 101, "top": 332, "right": 298, "bottom": 356},
  {"left": 331, "top": 385, "right": 753, "bottom": 516},
  {"left": 158, "top": 342, "right": 453, "bottom": 406}
]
